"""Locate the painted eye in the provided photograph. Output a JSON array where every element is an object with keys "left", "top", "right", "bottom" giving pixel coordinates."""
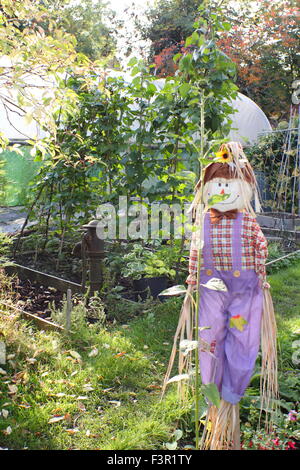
[
  {"left": 218, "top": 183, "right": 221, "bottom": 187},
  {"left": 225, "top": 183, "right": 229, "bottom": 187}
]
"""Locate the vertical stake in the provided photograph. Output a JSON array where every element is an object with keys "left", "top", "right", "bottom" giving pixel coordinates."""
[
  {"left": 233, "top": 404, "right": 241, "bottom": 450},
  {"left": 66, "top": 289, "right": 72, "bottom": 332}
]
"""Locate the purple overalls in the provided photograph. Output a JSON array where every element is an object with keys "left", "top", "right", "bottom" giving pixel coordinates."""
[{"left": 199, "top": 212, "right": 263, "bottom": 404}]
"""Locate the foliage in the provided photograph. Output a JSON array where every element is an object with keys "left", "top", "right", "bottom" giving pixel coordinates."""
[
  {"left": 267, "top": 251, "right": 300, "bottom": 275},
  {"left": 0, "top": 0, "right": 93, "bottom": 143},
  {"left": 216, "top": 0, "right": 299, "bottom": 120},
  {"left": 139, "top": 0, "right": 299, "bottom": 119},
  {"left": 0, "top": 260, "right": 300, "bottom": 450},
  {"left": 0, "top": 145, "right": 42, "bottom": 206},
  {"left": 0, "top": 232, "right": 12, "bottom": 261},
  {"left": 246, "top": 121, "right": 299, "bottom": 213},
  {"left": 138, "top": 0, "right": 202, "bottom": 65},
  {"left": 0, "top": 155, "right": 8, "bottom": 203},
  {"left": 121, "top": 244, "right": 176, "bottom": 280},
  {"left": 267, "top": 242, "right": 286, "bottom": 262},
  {"left": 0, "top": 285, "right": 189, "bottom": 450},
  {"left": 42, "top": 0, "right": 117, "bottom": 62},
  {"left": 241, "top": 411, "right": 299, "bottom": 450},
  {"left": 16, "top": 11, "right": 237, "bottom": 258}
]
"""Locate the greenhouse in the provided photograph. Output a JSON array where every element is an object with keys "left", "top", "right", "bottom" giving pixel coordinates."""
[{"left": 0, "top": 65, "right": 272, "bottom": 208}]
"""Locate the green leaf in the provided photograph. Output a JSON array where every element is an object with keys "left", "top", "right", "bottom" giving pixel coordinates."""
[
  {"left": 165, "top": 441, "right": 177, "bottom": 450},
  {"left": 207, "top": 193, "right": 230, "bottom": 207},
  {"left": 131, "top": 66, "right": 140, "bottom": 77},
  {"left": 179, "top": 83, "right": 191, "bottom": 98},
  {"left": 188, "top": 98, "right": 200, "bottom": 106},
  {"left": 202, "top": 383, "right": 221, "bottom": 408},
  {"left": 146, "top": 83, "right": 157, "bottom": 94},
  {"left": 173, "top": 429, "right": 183, "bottom": 441},
  {"left": 128, "top": 57, "right": 138, "bottom": 67},
  {"left": 185, "top": 31, "right": 199, "bottom": 47},
  {"left": 199, "top": 158, "right": 213, "bottom": 166},
  {"left": 173, "top": 53, "right": 182, "bottom": 63},
  {"left": 222, "top": 22, "right": 231, "bottom": 31}
]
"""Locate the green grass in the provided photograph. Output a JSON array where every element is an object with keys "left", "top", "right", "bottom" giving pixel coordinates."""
[
  {"left": 268, "top": 264, "right": 300, "bottom": 370},
  {"left": 0, "top": 262, "right": 300, "bottom": 450},
  {"left": 0, "top": 294, "right": 191, "bottom": 450}
]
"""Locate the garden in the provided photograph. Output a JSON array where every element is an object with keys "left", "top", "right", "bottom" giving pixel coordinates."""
[{"left": 0, "top": 0, "right": 299, "bottom": 453}]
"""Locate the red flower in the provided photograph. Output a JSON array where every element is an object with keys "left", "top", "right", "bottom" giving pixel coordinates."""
[
  {"left": 285, "top": 441, "right": 296, "bottom": 450},
  {"left": 258, "top": 444, "right": 268, "bottom": 450},
  {"left": 272, "top": 438, "right": 280, "bottom": 446}
]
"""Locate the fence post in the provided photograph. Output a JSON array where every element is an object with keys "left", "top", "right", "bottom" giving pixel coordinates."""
[
  {"left": 81, "top": 220, "right": 105, "bottom": 296},
  {"left": 65, "top": 289, "right": 72, "bottom": 332}
]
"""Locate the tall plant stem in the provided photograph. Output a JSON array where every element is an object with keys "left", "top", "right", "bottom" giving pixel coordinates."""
[{"left": 194, "top": 90, "right": 206, "bottom": 449}]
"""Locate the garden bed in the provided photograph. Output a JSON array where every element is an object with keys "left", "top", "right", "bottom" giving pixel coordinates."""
[{"left": 0, "top": 263, "right": 299, "bottom": 450}]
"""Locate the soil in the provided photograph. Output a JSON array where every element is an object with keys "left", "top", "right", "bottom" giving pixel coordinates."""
[
  {"left": 7, "top": 261, "right": 136, "bottom": 325},
  {"left": 13, "top": 251, "right": 82, "bottom": 284},
  {"left": 11, "top": 277, "right": 65, "bottom": 321}
]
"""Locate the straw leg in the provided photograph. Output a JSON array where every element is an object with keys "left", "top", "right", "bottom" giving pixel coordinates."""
[{"left": 208, "top": 399, "right": 241, "bottom": 450}]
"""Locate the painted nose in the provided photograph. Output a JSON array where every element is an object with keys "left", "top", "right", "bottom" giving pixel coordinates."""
[{"left": 220, "top": 189, "right": 225, "bottom": 195}]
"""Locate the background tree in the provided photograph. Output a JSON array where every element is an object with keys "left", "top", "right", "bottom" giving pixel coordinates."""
[
  {"left": 0, "top": 0, "right": 97, "bottom": 148},
  {"left": 216, "top": 0, "right": 299, "bottom": 120},
  {"left": 42, "top": 0, "right": 117, "bottom": 62},
  {"left": 137, "top": 0, "right": 203, "bottom": 68},
  {"left": 138, "top": 0, "right": 299, "bottom": 119}
]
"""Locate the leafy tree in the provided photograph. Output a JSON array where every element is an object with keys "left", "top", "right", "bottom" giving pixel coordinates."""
[
  {"left": 138, "top": 0, "right": 299, "bottom": 119},
  {"left": 0, "top": 0, "right": 94, "bottom": 146},
  {"left": 2, "top": 1, "right": 237, "bottom": 255},
  {"left": 137, "top": 0, "right": 203, "bottom": 64},
  {"left": 216, "top": 0, "right": 299, "bottom": 119},
  {"left": 41, "top": 0, "right": 117, "bottom": 62}
]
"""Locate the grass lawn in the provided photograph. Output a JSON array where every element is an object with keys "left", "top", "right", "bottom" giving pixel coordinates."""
[{"left": 0, "top": 262, "right": 299, "bottom": 450}]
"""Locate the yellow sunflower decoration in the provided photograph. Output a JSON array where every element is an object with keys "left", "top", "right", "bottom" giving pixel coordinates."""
[{"left": 214, "top": 149, "right": 233, "bottom": 163}]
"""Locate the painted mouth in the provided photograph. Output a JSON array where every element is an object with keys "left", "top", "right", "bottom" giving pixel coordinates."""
[{"left": 217, "top": 196, "right": 239, "bottom": 205}]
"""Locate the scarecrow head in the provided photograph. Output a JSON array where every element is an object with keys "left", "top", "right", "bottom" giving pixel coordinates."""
[{"left": 194, "top": 142, "right": 259, "bottom": 215}]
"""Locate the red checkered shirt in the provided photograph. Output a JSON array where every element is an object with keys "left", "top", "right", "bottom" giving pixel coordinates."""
[{"left": 186, "top": 211, "right": 268, "bottom": 285}]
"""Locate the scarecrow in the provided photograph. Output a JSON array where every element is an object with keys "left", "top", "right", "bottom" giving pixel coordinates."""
[{"left": 162, "top": 141, "right": 278, "bottom": 450}]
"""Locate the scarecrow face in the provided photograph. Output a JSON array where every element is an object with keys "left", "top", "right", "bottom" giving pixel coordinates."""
[{"left": 203, "top": 177, "right": 253, "bottom": 212}]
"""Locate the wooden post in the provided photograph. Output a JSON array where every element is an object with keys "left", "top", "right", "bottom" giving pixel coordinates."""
[
  {"left": 81, "top": 220, "right": 105, "bottom": 296},
  {"left": 232, "top": 403, "right": 241, "bottom": 450},
  {"left": 65, "top": 289, "right": 72, "bottom": 332}
]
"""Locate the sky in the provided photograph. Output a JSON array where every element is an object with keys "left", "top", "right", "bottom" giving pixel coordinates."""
[
  {"left": 108, "top": 0, "right": 154, "bottom": 13},
  {"left": 107, "top": 0, "right": 155, "bottom": 66}
]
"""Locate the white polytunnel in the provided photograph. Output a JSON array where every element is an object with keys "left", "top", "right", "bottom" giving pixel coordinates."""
[
  {"left": 0, "top": 57, "right": 55, "bottom": 142},
  {"left": 226, "top": 92, "right": 272, "bottom": 146},
  {"left": 0, "top": 62, "right": 272, "bottom": 144},
  {"left": 107, "top": 71, "right": 272, "bottom": 146}
]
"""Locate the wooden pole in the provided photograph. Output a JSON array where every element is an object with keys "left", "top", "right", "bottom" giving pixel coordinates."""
[
  {"left": 65, "top": 289, "right": 72, "bottom": 332},
  {"left": 232, "top": 404, "right": 241, "bottom": 450}
]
